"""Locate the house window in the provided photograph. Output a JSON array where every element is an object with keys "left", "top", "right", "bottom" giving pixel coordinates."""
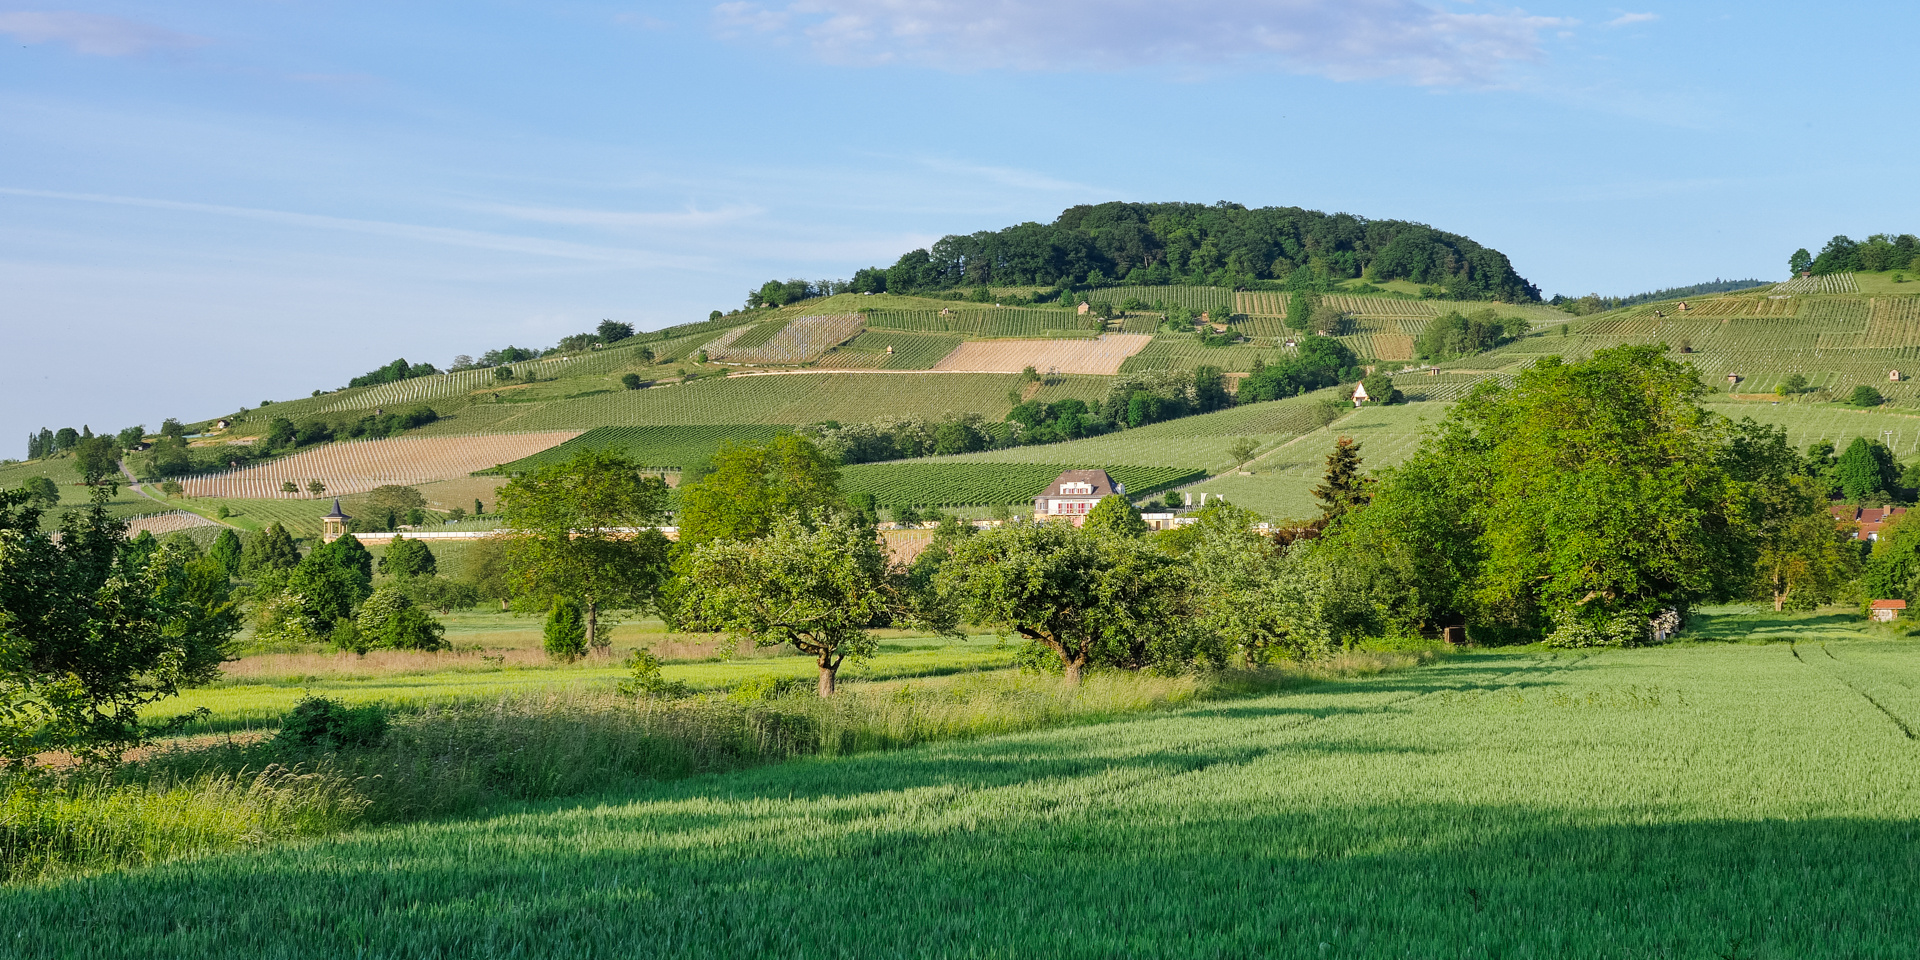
[{"left": 1059, "top": 482, "right": 1094, "bottom": 495}]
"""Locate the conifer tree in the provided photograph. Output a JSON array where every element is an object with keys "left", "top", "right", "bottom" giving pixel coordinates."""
[{"left": 1313, "top": 437, "right": 1372, "bottom": 526}]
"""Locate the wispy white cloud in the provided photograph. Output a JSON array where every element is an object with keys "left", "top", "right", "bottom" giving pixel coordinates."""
[
  {"left": 473, "top": 202, "right": 766, "bottom": 230},
  {"left": 0, "top": 187, "right": 711, "bottom": 269},
  {"left": 0, "top": 10, "right": 205, "bottom": 56},
  {"left": 712, "top": 0, "right": 1570, "bottom": 87},
  {"left": 1606, "top": 12, "right": 1659, "bottom": 27}
]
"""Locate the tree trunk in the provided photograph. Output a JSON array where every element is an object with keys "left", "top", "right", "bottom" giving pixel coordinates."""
[
  {"left": 1063, "top": 657, "right": 1083, "bottom": 686},
  {"left": 817, "top": 657, "right": 837, "bottom": 697},
  {"left": 586, "top": 599, "right": 602, "bottom": 652}
]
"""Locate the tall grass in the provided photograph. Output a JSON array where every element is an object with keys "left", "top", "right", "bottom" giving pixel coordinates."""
[{"left": 2, "top": 652, "right": 1426, "bottom": 884}]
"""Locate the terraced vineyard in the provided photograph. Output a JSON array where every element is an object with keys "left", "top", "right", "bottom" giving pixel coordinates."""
[
  {"left": 709, "top": 315, "right": 865, "bottom": 365},
  {"left": 817, "top": 330, "right": 965, "bottom": 369},
  {"left": 838, "top": 462, "right": 1205, "bottom": 507},
  {"left": 481, "top": 425, "right": 793, "bottom": 474},
  {"left": 1233, "top": 292, "right": 1290, "bottom": 317},
  {"left": 1774, "top": 273, "right": 1860, "bottom": 294},
  {"left": 1089, "top": 285, "right": 1232, "bottom": 313},
  {"left": 485, "top": 372, "right": 1109, "bottom": 430},
  {"left": 1119, "top": 338, "right": 1280, "bottom": 373},
  {"left": 863, "top": 307, "right": 1092, "bottom": 339},
  {"left": 1321, "top": 294, "right": 1439, "bottom": 316},
  {"left": 179, "top": 432, "right": 581, "bottom": 498}
]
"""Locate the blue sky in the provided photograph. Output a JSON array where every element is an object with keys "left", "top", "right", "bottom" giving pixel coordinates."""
[{"left": 3, "top": 1, "right": 1915, "bottom": 446}]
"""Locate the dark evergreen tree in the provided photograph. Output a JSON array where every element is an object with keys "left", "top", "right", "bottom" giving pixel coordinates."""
[{"left": 1313, "top": 437, "right": 1372, "bottom": 526}]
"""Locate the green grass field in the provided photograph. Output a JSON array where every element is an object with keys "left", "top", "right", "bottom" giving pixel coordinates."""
[
  {"left": 839, "top": 462, "right": 1205, "bottom": 507},
  {"left": 12, "top": 628, "right": 1919, "bottom": 958},
  {"left": 1186, "top": 403, "right": 1445, "bottom": 519}
]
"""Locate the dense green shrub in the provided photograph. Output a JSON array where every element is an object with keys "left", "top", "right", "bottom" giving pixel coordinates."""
[{"left": 273, "top": 697, "right": 389, "bottom": 751}]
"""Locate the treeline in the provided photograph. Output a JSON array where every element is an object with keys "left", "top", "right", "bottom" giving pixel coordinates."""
[
  {"left": 745, "top": 202, "right": 1540, "bottom": 309},
  {"left": 879, "top": 202, "right": 1540, "bottom": 301},
  {"left": 26, "top": 421, "right": 172, "bottom": 462},
  {"left": 1549, "top": 278, "right": 1768, "bottom": 316},
  {"left": 802, "top": 340, "right": 1362, "bottom": 466},
  {"left": 1413, "top": 310, "right": 1529, "bottom": 362},
  {"left": 1793, "top": 234, "right": 1920, "bottom": 276}
]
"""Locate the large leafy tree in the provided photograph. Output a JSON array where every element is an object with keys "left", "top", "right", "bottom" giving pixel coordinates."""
[
  {"left": 1362, "top": 345, "right": 1761, "bottom": 641},
  {"left": 689, "top": 513, "right": 900, "bottom": 696},
  {"left": 0, "top": 486, "right": 239, "bottom": 762},
  {"left": 1832, "top": 437, "right": 1900, "bottom": 503},
  {"left": 674, "top": 435, "right": 841, "bottom": 548},
  {"left": 1082, "top": 494, "right": 1148, "bottom": 538},
  {"left": 498, "top": 448, "right": 672, "bottom": 652},
  {"left": 1185, "top": 503, "right": 1329, "bottom": 665},
  {"left": 936, "top": 522, "right": 1188, "bottom": 683}
]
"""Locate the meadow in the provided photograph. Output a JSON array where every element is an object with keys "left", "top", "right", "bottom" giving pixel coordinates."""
[
  {"left": 837, "top": 462, "right": 1204, "bottom": 508},
  {"left": 7, "top": 628, "right": 1917, "bottom": 958}
]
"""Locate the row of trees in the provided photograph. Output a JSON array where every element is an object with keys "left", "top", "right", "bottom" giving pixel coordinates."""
[
  {"left": 1793, "top": 234, "right": 1920, "bottom": 276},
  {"left": 1414, "top": 310, "right": 1529, "bottom": 362}
]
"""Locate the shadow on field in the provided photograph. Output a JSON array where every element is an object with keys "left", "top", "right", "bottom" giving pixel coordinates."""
[{"left": 8, "top": 785, "right": 1914, "bottom": 959}]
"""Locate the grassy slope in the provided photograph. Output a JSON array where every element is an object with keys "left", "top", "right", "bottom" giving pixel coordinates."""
[{"left": 14, "top": 635, "right": 1920, "bottom": 958}]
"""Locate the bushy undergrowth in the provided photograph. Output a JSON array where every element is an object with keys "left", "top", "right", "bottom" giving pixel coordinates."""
[{"left": 0, "top": 651, "right": 1429, "bottom": 884}]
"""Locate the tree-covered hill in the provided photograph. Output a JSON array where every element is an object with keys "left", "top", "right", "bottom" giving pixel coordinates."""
[{"left": 862, "top": 201, "right": 1539, "bottom": 303}]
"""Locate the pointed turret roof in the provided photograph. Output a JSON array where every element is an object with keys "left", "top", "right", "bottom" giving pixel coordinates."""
[{"left": 323, "top": 498, "right": 350, "bottom": 520}]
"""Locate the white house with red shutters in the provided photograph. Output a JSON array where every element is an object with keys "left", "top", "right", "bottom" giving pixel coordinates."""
[{"left": 1032, "top": 469, "right": 1125, "bottom": 524}]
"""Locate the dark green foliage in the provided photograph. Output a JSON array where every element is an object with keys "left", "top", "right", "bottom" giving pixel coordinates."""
[
  {"left": 804, "top": 414, "right": 1004, "bottom": 464},
  {"left": 544, "top": 598, "right": 587, "bottom": 662},
  {"left": 71, "top": 435, "right": 121, "bottom": 484},
  {"left": 1083, "top": 495, "right": 1148, "bottom": 539},
  {"left": 1360, "top": 373, "right": 1403, "bottom": 405},
  {"left": 1789, "top": 248, "right": 1813, "bottom": 276},
  {"left": 1239, "top": 337, "right": 1360, "bottom": 402},
  {"left": 1805, "top": 233, "right": 1920, "bottom": 275},
  {"left": 349, "top": 358, "right": 438, "bottom": 389},
  {"left": 242, "top": 523, "right": 300, "bottom": 574},
  {"left": 1313, "top": 437, "right": 1373, "bottom": 526},
  {"left": 285, "top": 538, "right": 373, "bottom": 632},
  {"left": 0, "top": 486, "right": 239, "bottom": 762},
  {"left": 355, "top": 587, "right": 447, "bottom": 651},
  {"left": 1849, "top": 385, "right": 1885, "bottom": 407},
  {"left": 871, "top": 201, "right": 1538, "bottom": 300},
  {"left": 621, "top": 373, "right": 643, "bottom": 390},
  {"left": 1413, "top": 309, "right": 1528, "bottom": 361},
  {"left": 378, "top": 535, "right": 436, "bottom": 580},
  {"left": 1833, "top": 438, "right": 1900, "bottom": 502},
  {"left": 890, "top": 503, "right": 922, "bottom": 528},
  {"left": 400, "top": 575, "right": 480, "bottom": 614},
  {"left": 272, "top": 696, "right": 388, "bottom": 751},
  {"left": 18, "top": 476, "right": 59, "bottom": 508}
]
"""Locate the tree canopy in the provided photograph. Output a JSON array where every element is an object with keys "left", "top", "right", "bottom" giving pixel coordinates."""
[
  {"left": 498, "top": 448, "right": 672, "bottom": 653},
  {"left": 674, "top": 436, "right": 841, "bottom": 547},
  {"left": 870, "top": 202, "right": 1538, "bottom": 301}
]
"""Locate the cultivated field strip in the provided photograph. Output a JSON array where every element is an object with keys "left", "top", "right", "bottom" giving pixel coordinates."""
[
  {"left": 817, "top": 331, "right": 965, "bottom": 370},
  {"left": 698, "top": 326, "right": 752, "bottom": 356},
  {"left": 1119, "top": 339, "right": 1279, "bottom": 373},
  {"left": 484, "top": 425, "right": 792, "bottom": 474},
  {"left": 310, "top": 340, "right": 670, "bottom": 415},
  {"left": 931, "top": 334, "right": 1154, "bottom": 375},
  {"left": 710, "top": 314, "right": 865, "bottom": 365},
  {"left": 1093, "top": 285, "right": 1231, "bottom": 312},
  {"left": 1322, "top": 295, "right": 1439, "bottom": 316},
  {"left": 1864, "top": 298, "right": 1920, "bottom": 347},
  {"left": 863, "top": 308, "right": 1094, "bottom": 339},
  {"left": 1233, "top": 292, "right": 1289, "bottom": 317},
  {"left": 1774, "top": 273, "right": 1860, "bottom": 294},
  {"left": 124, "top": 510, "right": 223, "bottom": 537},
  {"left": 1685, "top": 296, "right": 1800, "bottom": 318},
  {"left": 486, "top": 372, "right": 1109, "bottom": 430},
  {"left": 180, "top": 432, "right": 581, "bottom": 498}
]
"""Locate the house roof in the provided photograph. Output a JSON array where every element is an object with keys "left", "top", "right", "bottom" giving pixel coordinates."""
[
  {"left": 323, "top": 498, "right": 350, "bottom": 521},
  {"left": 1036, "top": 469, "right": 1120, "bottom": 499},
  {"left": 1871, "top": 599, "right": 1908, "bottom": 610}
]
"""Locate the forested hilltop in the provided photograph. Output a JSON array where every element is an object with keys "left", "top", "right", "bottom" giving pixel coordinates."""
[{"left": 812, "top": 201, "right": 1539, "bottom": 303}]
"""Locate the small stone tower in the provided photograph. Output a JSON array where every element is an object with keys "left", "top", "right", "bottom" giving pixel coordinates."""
[{"left": 322, "top": 498, "right": 351, "bottom": 543}]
